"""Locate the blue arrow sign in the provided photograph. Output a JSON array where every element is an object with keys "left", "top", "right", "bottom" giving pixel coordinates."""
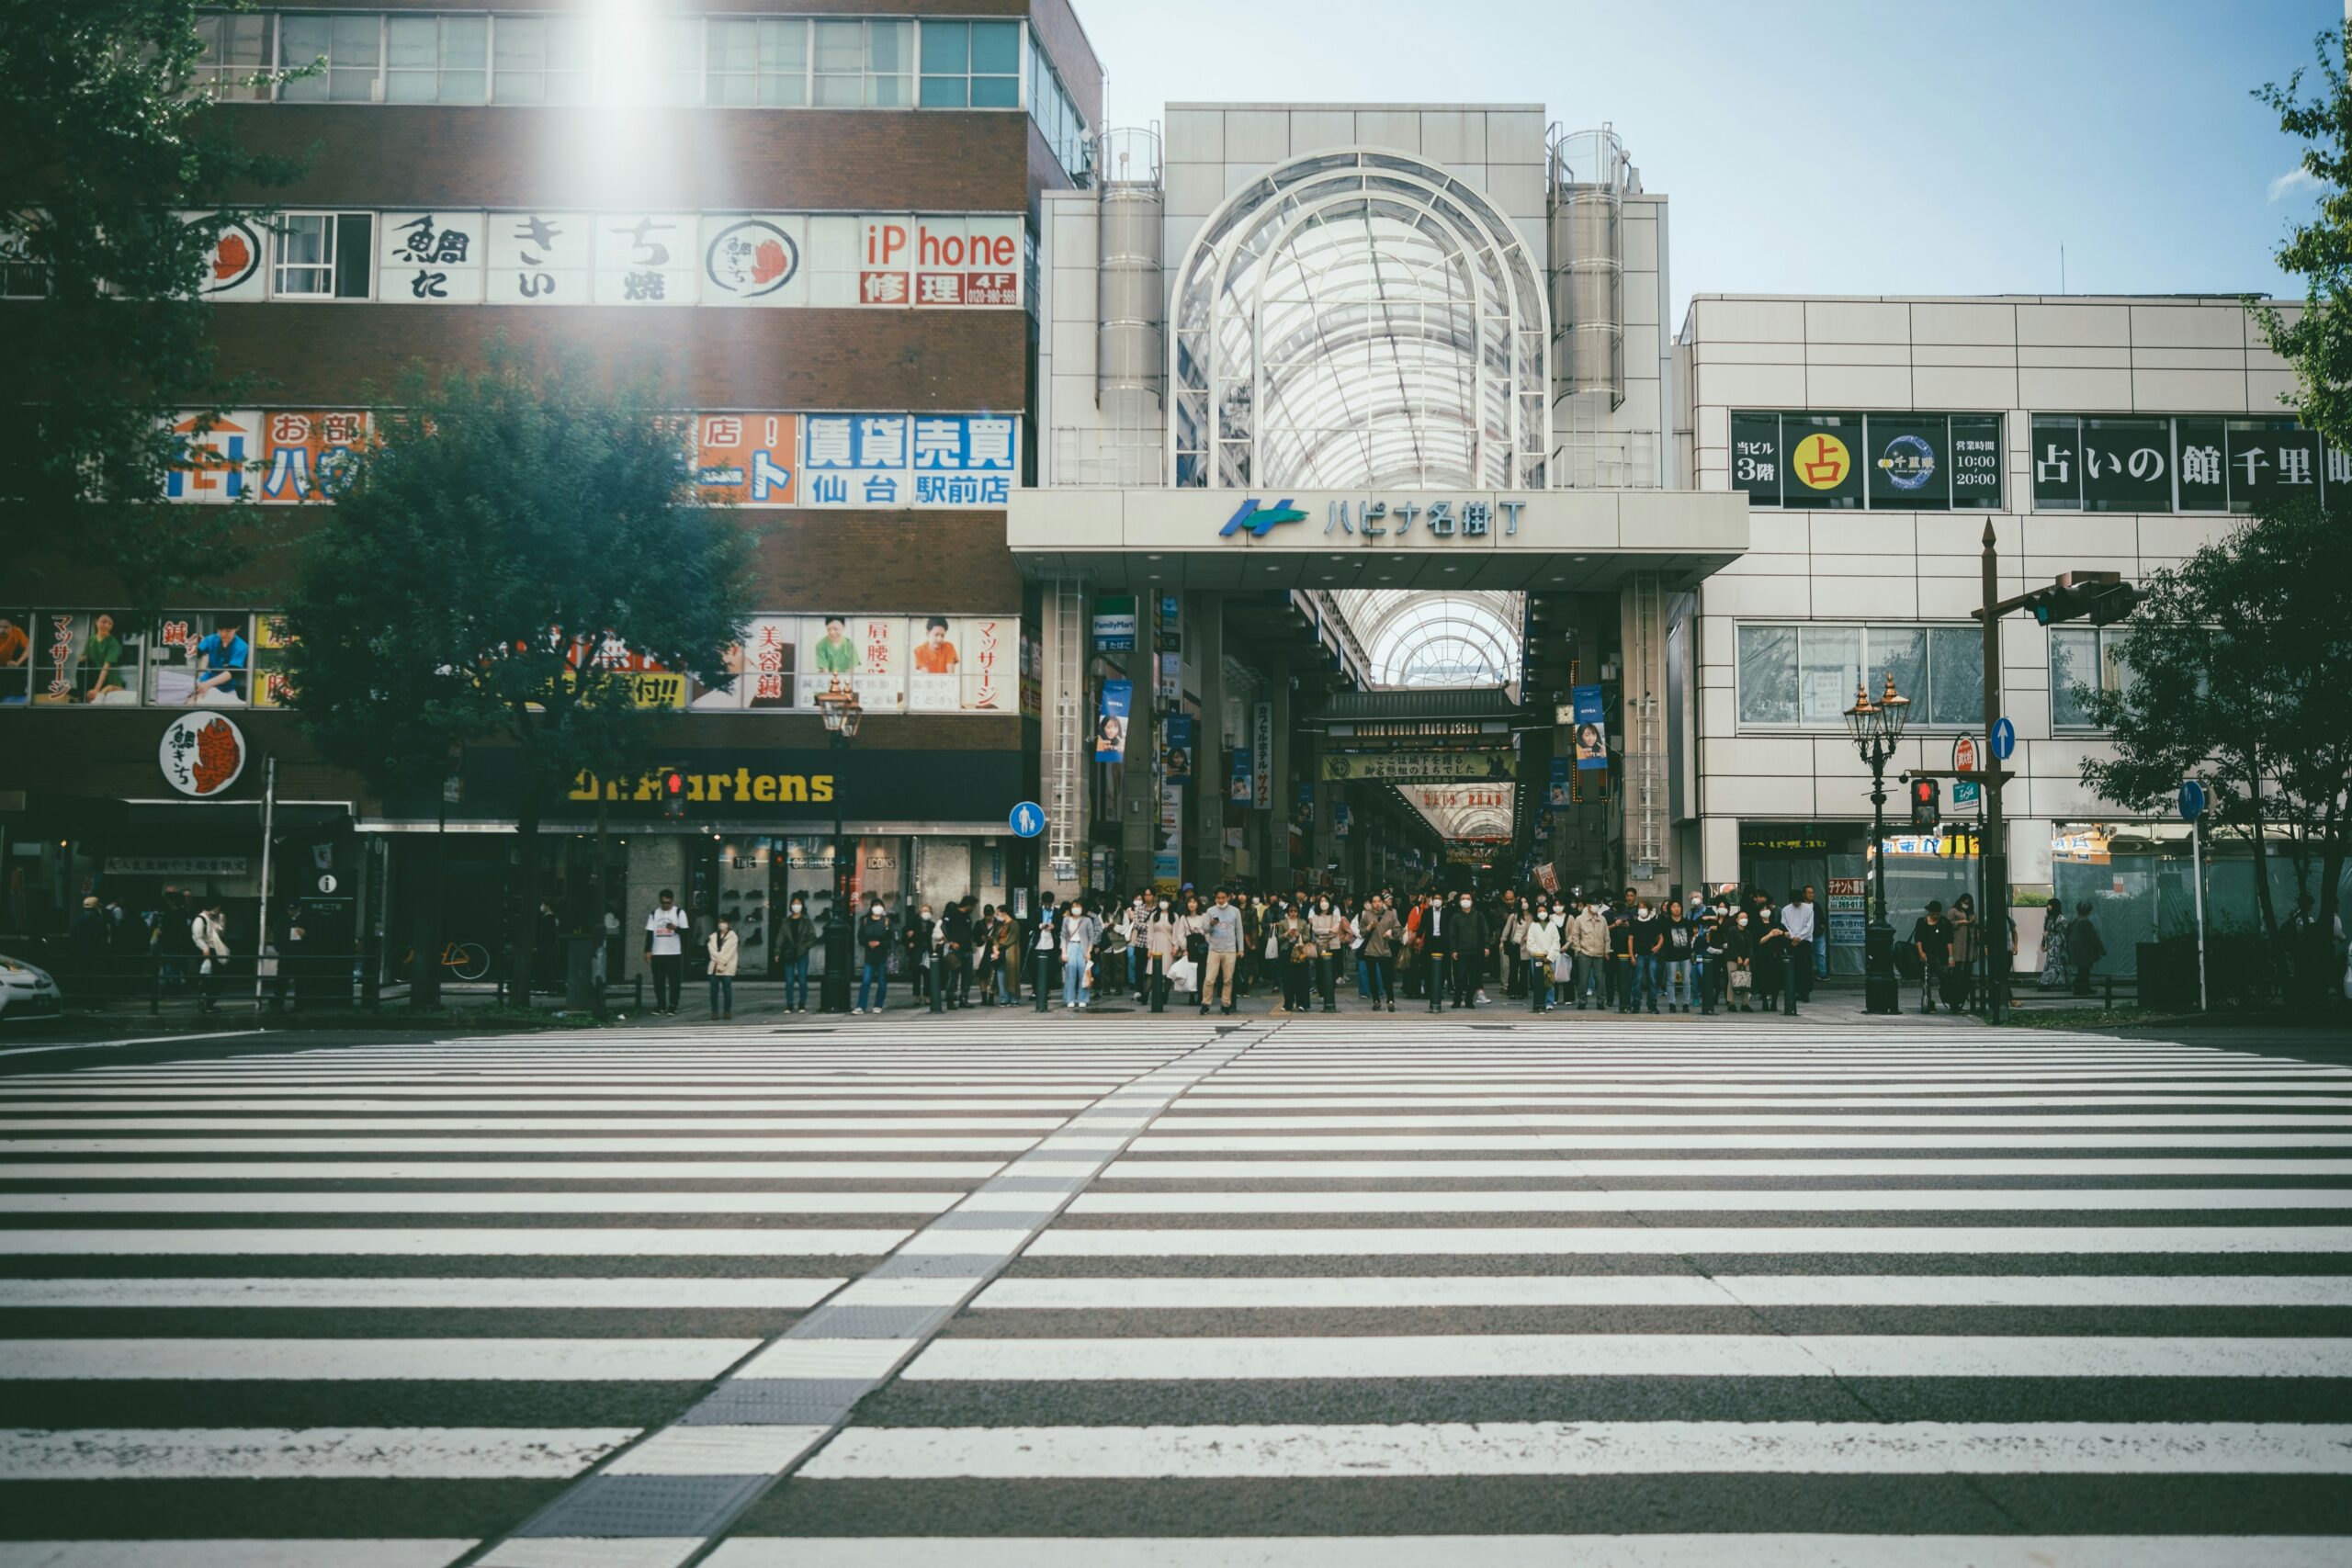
[
  {"left": 1990, "top": 717, "right": 2016, "bottom": 761},
  {"left": 1008, "top": 801, "right": 1046, "bottom": 840},
  {"left": 2178, "top": 779, "right": 2206, "bottom": 822}
]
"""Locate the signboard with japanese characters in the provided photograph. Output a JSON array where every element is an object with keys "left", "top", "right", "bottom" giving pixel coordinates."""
[
  {"left": 691, "top": 615, "right": 797, "bottom": 711},
  {"left": 2032, "top": 413, "right": 2341, "bottom": 514},
  {"left": 258, "top": 412, "right": 371, "bottom": 503},
  {"left": 797, "top": 615, "right": 903, "bottom": 713},
  {"left": 908, "top": 615, "right": 1011, "bottom": 713},
  {"left": 378, "top": 211, "right": 485, "bottom": 304},
  {"left": 186, "top": 212, "right": 266, "bottom": 301},
  {"left": 594, "top": 211, "right": 699, "bottom": 306},
  {"left": 205, "top": 208, "right": 1020, "bottom": 310},
  {"left": 164, "top": 411, "right": 262, "bottom": 502},
  {"left": 799, "top": 413, "right": 1017, "bottom": 509},
  {"left": 692, "top": 414, "right": 797, "bottom": 506},
  {"left": 1733, "top": 412, "right": 2002, "bottom": 511},
  {"left": 488, "top": 210, "right": 590, "bottom": 305},
  {"left": 855, "top": 215, "right": 1021, "bottom": 309}
]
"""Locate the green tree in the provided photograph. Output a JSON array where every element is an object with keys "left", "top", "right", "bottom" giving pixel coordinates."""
[
  {"left": 2076, "top": 497, "right": 2352, "bottom": 995},
  {"left": 286, "top": 346, "right": 755, "bottom": 1005},
  {"left": 0, "top": 0, "right": 304, "bottom": 611}
]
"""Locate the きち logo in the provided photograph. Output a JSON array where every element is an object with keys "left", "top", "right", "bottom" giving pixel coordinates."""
[
  {"left": 704, "top": 220, "right": 798, "bottom": 299},
  {"left": 1791, "top": 432, "right": 1851, "bottom": 491},
  {"left": 1218, "top": 498, "right": 1307, "bottom": 537},
  {"left": 200, "top": 219, "right": 261, "bottom": 295},
  {"left": 158, "top": 713, "right": 247, "bottom": 798}
]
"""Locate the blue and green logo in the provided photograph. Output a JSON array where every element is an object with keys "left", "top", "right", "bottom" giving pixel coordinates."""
[{"left": 1218, "top": 497, "right": 1306, "bottom": 537}]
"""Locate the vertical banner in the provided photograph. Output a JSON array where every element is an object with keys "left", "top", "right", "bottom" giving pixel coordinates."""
[
  {"left": 1229, "top": 747, "right": 1253, "bottom": 804},
  {"left": 1251, "top": 702, "right": 1274, "bottom": 808},
  {"left": 1332, "top": 802, "right": 1351, "bottom": 839},
  {"left": 1548, "top": 756, "right": 1571, "bottom": 807},
  {"left": 1163, "top": 714, "right": 1194, "bottom": 784},
  {"left": 1571, "top": 683, "right": 1608, "bottom": 770},
  {"left": 1095, "top": 680, "right": 1132, "bottom": 764}
]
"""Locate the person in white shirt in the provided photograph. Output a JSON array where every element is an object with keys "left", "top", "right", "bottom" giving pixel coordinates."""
[
  {"left": 189, "top": 899, "right": 231, "bottom": 1013},
  {"left": 1780, "top": 888, "right": 1817, "bottom": 1004},
  {"left": 643, "top": 890, "right": 689, "bottom": 1014}
]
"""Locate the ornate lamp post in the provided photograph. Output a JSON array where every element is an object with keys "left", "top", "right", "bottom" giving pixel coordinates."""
[
  {"left": 1845, "top": 671, "right": 1911, "bottom": 1016},
  {"left": 815, "top": 681, "right": 864, "bottom": 1013}
]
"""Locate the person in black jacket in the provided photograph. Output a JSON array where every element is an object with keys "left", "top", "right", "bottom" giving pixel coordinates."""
[
  {"left": 1443, "top": 893, "right": 1488, "bottom": 1010},
  {"left": 854, "top": 900, "right": 893, "bottom": 1015},
  {"left": 943, "top": 898, "right": 975, "bottom": 1009}
]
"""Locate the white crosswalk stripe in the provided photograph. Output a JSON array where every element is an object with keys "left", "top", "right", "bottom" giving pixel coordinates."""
[{"left": 3, "top": 1019, "right": 2346, "bottom": 1564}]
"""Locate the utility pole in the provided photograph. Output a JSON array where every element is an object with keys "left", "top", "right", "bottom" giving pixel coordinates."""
[
  {"left": 1973, "top": 558, "right": 2143, "bottom": 1026},
  {"left": 1980, "top": 521, "right": 2008, "bottom": 1024}
]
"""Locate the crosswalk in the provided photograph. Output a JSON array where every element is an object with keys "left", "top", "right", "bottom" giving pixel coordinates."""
[{"left": 0, "top": 1019, "right": 2347, "bottom": 1565}]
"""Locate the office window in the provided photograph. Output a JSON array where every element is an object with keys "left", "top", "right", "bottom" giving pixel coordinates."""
[
  {"left": 187, "top": 11, "right": 273, "bottom": 100},
  {"left": 1736, "top": 625, "right": 1798, "bottom": 725},
  {"left": 1927, "top": 626, "right": 1984, "bottom": 728},
  {"left": 272, "top": 213, "right": 374, "bottom": 299},
  {"left": 1738, "top": 622, "right": 1977, "bottom": 729},
  {"left": 385, "top": 14, "right": 487, "bottom": 104},
  {"left": 491, "top": 16, "right": 591, "bottom": 105},
  {"left": 814, "top": 19, "right": 910, "bottom": 107},
  {"left": 709, "top": 17, "right": 808, "bottom": 107},
  {"left": 2050, "top": 626, "right": 2132, "bottom": 729},
  {"left": 278, "top": 14, "right": 382, "bottom": 102},
  {"left": 921, "top": 20, "right": 1020, "bottom": 108},
  {"left": 1027, "top": 30, "right": 1088, "bottom": 177}
]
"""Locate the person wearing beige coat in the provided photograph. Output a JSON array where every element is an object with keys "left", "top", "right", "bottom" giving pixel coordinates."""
[{"left": 706, "top": 916, "right": 740, "bottom": 1020}]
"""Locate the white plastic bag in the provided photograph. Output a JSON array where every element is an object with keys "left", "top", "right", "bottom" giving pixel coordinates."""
[{"left": 1166, "top": 955, "right": 1199, "bottom": 992}]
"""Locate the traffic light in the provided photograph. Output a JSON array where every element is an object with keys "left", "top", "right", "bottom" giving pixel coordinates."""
[
  {"left": 1910, "top": 776, "right": 1940, "bottom": 829},
  {"left": 661, "top": 768, "right": 687, "bottom": 821},
  {"left": 2023, "top": 570, "right": 2143, "bottom": 626}
]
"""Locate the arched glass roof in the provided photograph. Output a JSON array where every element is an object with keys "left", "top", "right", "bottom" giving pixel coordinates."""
[
  {"left": 1170, "top": 150, "right": 1549, "bottom": 491},
  {"left": 1338, "top": 588, "right": 1524, "bottom": 690}
]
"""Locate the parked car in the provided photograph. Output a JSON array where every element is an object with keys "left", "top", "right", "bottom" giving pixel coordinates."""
[{"left": 0, "top": 953, "right": 63, "bottom": 1024}]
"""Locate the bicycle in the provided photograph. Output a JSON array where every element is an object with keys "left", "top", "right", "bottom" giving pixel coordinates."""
[{"left": 397, "top": 940, "right": 492, "bottom": 981}]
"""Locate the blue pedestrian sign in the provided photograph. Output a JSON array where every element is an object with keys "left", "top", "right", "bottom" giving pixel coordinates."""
[
  {"left": 1989, "top": 717, "right": 2016, "bottom": 760},
  {"left": 1008, "top": 801, "right": 1046, "bottom": 840},
  {"left": 2177, "top": 779, "right": 2206, "bottom": 822}
]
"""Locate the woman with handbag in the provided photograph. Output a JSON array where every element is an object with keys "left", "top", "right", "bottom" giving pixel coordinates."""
[
  {"left": 1521, "top": 899, "right": 1563, "bottom": 1014},
  {"left": 705, "top": 913, "right": 740, "bottom": 1020},
  {"left": 1180, "top": 891, "right": 1211, "bottom": 1008},
  {"left": 1275, "top": 902, "right": 1317, "bottom": 1015},
  {"left": 1145, "top": 902, "right": 1182, "bottom": 1013},
  {"left": 1725, "top": 908, "right": 1758, "bottom": 1012},
  {"left": 1308, "top": 894, "right": 1346, "bottom": 1012}
]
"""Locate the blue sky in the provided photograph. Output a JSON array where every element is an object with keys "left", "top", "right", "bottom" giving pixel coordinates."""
[{"left": 1069, "top": 0, "right": 2337, "bottom": 323}]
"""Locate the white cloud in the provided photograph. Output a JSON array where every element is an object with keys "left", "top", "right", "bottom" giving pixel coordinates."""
[{"left": 2269, "top": 165, "right": 2321, "bottom": 203}]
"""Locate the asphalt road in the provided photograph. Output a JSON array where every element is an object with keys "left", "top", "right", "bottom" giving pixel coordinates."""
[{"left": 0, "top": 1010, "right": 2346, "bottom": 1567}]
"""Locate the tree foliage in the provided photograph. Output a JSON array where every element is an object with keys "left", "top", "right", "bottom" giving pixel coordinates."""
[
  {"left": 286, "top": 344, "right": 757, "bottom": 994},
  {"left": 0, "top": 0, "right": 304, "bottom": 610},
  {"left": 2077, "top": 497, "right": 2352, "bottom": 955}
]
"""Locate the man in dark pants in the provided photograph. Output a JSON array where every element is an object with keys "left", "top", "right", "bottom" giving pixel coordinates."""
[
  {"left": 643, "top": 889, "right": 688, "bottom": 1015},
  {"left": 1446, "top": 893, "right": 1488, "bottom": 1010},
  {"left": 1425, "top": 897, "right": 1449, "bottom": 1012},
  {"left": 1032, "top": 892, "right": 1057, "bottom": 1013}
]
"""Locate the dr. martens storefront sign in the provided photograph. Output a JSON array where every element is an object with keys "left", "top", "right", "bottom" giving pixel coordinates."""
[{"left": 396, "top": 748, "right": 1021, "bottom": 826}]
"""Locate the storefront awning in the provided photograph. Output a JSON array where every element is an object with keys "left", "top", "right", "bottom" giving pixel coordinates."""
[{"left": 1009, "top": 488, "right": 1748, "bottom": 592}]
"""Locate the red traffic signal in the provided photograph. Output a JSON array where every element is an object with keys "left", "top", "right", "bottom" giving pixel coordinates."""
[
  {"left": 1909, "top": 776, "right": 1940, "bottom": 829},
  {"left": 662, "top": 769, "right": 687, "bottom": 820}
]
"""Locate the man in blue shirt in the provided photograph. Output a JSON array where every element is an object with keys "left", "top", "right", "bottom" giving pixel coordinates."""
[{"left": 193, "top": 616, "right": 249, "bottom": 702}]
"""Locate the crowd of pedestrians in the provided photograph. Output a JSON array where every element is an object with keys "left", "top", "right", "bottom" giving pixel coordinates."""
[{"left": 817, "top": 880, "right": 1837, "bottom": 1019}]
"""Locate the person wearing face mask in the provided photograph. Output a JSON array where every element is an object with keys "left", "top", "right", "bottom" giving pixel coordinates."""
[
  {"left": 1309, "top": 895, "right": 1346, "bottom": 1012},
  {"left": 1567, "top": 897, "right": 1610, "bottom": 1010},
  {"left": 1696, "top": 902, "right": 1729, "bottom": 1016},
  {"left": 854, "top": 898, "right": 892, "bottom": 1015},
  {"left": 1629, "top": 897, "right": 1666, "bottom": 1016},
  {"left": 1725, "top": 907, "right": 1759, "bottom": 1011},
  {"left": 1521, "top": 899, "right": 1563, "bottom": 1014},
  {"left": 1358, "top": 894, "right": 1402, "bottom": 1012},
  {"left": 1059, "top": 898, "right": 1100, "bottom": 1010},
  {"left": 775, "top": 895, "right": 817, "bottom": 1014},
  {"left": 1443, "top": 893, "right": 1488, "bottom": 1010},
  {"left": 1661, "top": 898, "right": 1696, "bottom": 1013}
]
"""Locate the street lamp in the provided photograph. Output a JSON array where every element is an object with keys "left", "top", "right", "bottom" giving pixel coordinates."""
[
  {"left": 1846, "top": 671, "right": 1911, "bottom": 1016},
  {"left": 815, "top": 680, "right": 864, "bottom": 1012}
]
